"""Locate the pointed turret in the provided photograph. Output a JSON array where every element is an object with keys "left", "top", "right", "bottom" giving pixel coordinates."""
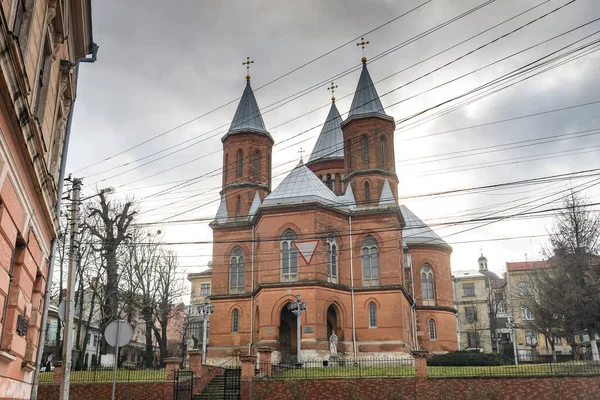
[
  {"left": 217, "top": 70, "right": 273, "bottom": 224},
  {"left": 341, "top": 58, "right": 398, "bottom": 206}
]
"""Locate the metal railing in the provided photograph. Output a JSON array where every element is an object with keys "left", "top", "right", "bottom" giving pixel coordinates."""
[
  {"left": 428, "top": 360, "right": 600, "bottom": 378},
  {"left": 38, "top": 367, "right": 167, "bottom": 383},
  {"left": 255, "top": 358, "right": 416, "bottom": 380}
]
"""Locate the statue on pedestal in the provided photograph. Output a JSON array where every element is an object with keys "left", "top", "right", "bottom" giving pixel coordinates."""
[{"left": 329, "top": 332, "right": 338, "bottom": 356}]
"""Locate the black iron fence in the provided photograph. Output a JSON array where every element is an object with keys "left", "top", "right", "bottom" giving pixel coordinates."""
[
  {"left": 256, "top": 358, "right": 416, "bottom": 380},
  {"left": 38, "top": 366, "right": 167, "bottom": 383},
  {"left": 428, "top": 360, "right": 600, "bottom": 378}
]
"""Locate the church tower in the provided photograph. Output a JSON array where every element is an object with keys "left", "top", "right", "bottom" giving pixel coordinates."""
[
  {"left": 341, "top": 54, "right": 398, "bottom": 205},
  {"left": 306, "top": 83, "right": 345, "bottom": 195},
  {"left": 218, "top": 64, "right": 273, "bottom": 221}
]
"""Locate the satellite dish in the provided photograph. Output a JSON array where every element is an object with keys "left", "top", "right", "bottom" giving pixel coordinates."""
[
  {"left": 58, "top": 301, "right": 66, "bottom": 321},
  {"left": 104, "top": 320, "right": 133, "bottom": 347}
]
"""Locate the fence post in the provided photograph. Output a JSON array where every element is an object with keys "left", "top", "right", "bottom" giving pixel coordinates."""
[
  {"left": 257, "top": 347, "right": 273, "bottom": 376},
  {"left": 412, "top": 350, "right": 430, "bottom": 378},
  {"left": 52, "top": 361, "right": 63, "bottom": 384},
  {"left": 240, "top": 355, "right": 258, "bottom": 400},
  {"left": 164, "top": 357, "right": 182, "bottom": 381},
  {"left": 188, "top": 349, "right": 204, "bottom": 377}
]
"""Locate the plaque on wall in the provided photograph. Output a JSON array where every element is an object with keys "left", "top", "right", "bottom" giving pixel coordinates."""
[
  {"left": 304, "top": 326, "right": 313, "bottom": 334},
  {"left": 16, "top": 314, "right": 28, "bottom": 336}
]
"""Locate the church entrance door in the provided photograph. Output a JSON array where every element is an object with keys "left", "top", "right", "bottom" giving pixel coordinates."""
[{"left": 279, "top": 305, "right": 297, "bottom": 363}]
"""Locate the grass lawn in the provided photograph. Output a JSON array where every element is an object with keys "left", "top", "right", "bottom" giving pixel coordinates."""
[{"left": 38, "top": 369, "right": 166, "bottom": 383}]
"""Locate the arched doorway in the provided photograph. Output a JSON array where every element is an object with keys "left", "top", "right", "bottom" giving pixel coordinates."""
[
  {"left": 327, "top": 305, "right": 338, "bottom": 339},
  {"left": 279, "top": 305, "right": 297, "bottom": 363}
]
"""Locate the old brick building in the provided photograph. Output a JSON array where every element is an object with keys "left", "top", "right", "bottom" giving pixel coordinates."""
[
  {"left": 208, "top": 57, "right": 457, "bottom": 363},
  {"left": 0, "top": 1, "right": 93, "bottom": 398}
]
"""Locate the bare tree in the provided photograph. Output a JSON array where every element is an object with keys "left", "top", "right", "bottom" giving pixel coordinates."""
[{"left": 86, "top": 192, "right": 136, "bottom": 354}]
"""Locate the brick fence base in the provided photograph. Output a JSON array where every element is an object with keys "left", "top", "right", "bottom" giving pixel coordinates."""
[
  {"left": 250, "top": 376, "right": 600, "bottom": 400},
  {"left": 37, "top": 381, "right": 172, "bottom": 400}
]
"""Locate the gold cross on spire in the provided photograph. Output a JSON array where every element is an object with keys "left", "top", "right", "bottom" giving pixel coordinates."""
[
  {"left": 298, "top": 147, "right": 305, "bottom": 161},
  {"left": 327, "top": 82, "right": 338, "bottom": 102},
  {"left": 356, "top": 37, "right": 370, "bottom": 63},
  {"left": 243, "top": 56, "right": 254, "bottom": 80}
]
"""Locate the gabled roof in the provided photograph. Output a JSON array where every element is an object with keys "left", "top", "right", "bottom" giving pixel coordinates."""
[
  {"left": 378, "top": 179, "right": 395, "bottom": 206},
  {"left": 222, "top": 79, "right": 273, "bottom": 142},
  {"left": 506, "top": 260, "right": 549, "bottom": 272},
  {"left": 308, "top": 102, "right": 344, "bottom": 164},
  {"left": 248, "top": 192, "right": 261, "bottom": 218},
  {"left": 262, "top": 160, "right": 344, "bottom": 208},
  {"left": 400, "top": 205, "right": 450, "bottom": 249},
  {"left": 347, "top": 62, "right": 387, "bottom": 118},
  {"left": 340, "top": 184, "right": 356, "bottom": 209},
  {"left": 215, "top": 195, "right": 228, "bottom": 222}
]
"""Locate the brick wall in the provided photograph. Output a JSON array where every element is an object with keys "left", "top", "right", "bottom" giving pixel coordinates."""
[
  {"left": 37, "top": 381, "right": 172, "bottom": 400},
  {"left": 250, "top": 376, "right": 600, "bottom": 400}
]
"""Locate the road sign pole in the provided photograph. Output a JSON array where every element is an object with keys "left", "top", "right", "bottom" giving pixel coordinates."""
[{"left": 111, "top": 321, "right": 121, "bottom": 400}]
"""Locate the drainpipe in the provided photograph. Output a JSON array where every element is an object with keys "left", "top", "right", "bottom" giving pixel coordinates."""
[
  {"left": 405, "top": 251, "right": 418, "bottom": 350},
  {"left": 349, "top": 216, "right": 357, "bottom": 362},
  {"left": 31, "top": 43, "right": 99, "bottom": 400},
  {"left": 248, "top": 223, "right": 255, "bottom": 355}
]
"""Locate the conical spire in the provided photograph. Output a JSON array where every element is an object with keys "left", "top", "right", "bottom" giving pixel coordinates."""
[
  {"left": 308, "top": 102, "right": 344, "bottom": 163},
  {"left": 348, "top": 61, "right": 387, "bottom": 118},
  {"left": 223, "top": 79, "right": 272, "bottom": 141}
]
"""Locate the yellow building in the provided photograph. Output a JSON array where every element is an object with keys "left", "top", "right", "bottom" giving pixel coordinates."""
[
  {"left": 506, "top": 261, "right": 571, "bottom": 360},
  {"left": 188, "top": 267, "right": 212, "bottom": 305}
]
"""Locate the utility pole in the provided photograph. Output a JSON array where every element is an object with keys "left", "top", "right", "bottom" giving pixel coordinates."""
[
  {"left": 287, "top": 294, "right": 306, "bottom": 364},
  {"left": 507, "top": 317, "right": 519, "bottom": 365},
  {"left": 59, "top": 178, "right": 82, "bottom": 400}
]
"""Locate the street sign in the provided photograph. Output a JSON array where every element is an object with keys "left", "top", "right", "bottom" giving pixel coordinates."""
[
  {"left": 294, "top": 240, "right": 319, "bottom": 264},
  {"left": 104, "top": 320, "right": 133, "bottom": 347},
  {"left": 104, "top": 320, "right": 133, "bottom": 400}
]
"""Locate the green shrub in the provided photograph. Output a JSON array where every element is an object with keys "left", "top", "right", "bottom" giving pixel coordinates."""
[{"left": 427, "top": 351, "right": 513, "bottom": 366}]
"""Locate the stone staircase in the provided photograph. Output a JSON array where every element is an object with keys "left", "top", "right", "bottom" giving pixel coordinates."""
[{"left": 193, "top": 374, "right": 225, "bottom": 400}]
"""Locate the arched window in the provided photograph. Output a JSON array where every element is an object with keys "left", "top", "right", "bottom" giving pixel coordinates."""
[
  {"left": 365, "top": 182, "right": 371, "bottom": 202},
  {"left": 362, "top": 236, "right": 379, "bottom": 287},
  {"left": 421, "top": 264, "right": 435, "bottom": 304},
  {"left": 267, "top": 154, "right": 271, "bottom": 187},
  {"left": 254, "top": 150, "right": 260, "bottom": 177},
  {"left": 236, "top": 195, "right": 241, "bottom": 216},
  {"left": 224, "top": 153, "right": 228, "bottom": 182},
  {"left": 429, "top": 319, "right": 436, "bottom": 340},
  {"left": 362, "top": 135, "right": 369, "bottom": 164},
  {"left": 347, "top": 140, "right": 353, "bottom": 168},
  {"left": 232, "top": 309, "right": 240, "bottom": 333},
  {"left": 281, "top": 230, "right": 298, "bottom": 282},
  {"left": 326, "top": 174, "right": 333, "bottom": 191},
  {"left": 327, "top": 236, "right": 337, "bottom": 284},
  {"left": 379, "top": 136, "right": 386, "bottom": 164},
  {"left": 237, "top": 149, "right": 243, "bottom": 178},
  {"left": 369, "top": 302, "right": 377, "bottom": 327},
  {"left": 229, "top": 247, "right": 245, "bottom": 293}
]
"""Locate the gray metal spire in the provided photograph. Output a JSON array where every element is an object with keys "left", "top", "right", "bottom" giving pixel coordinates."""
[
  {"left": 223, "top": 79, "right": 272, "bottom": 141},
  {"left": 400, "top": 205, "right": 450, "bottom": 249},
  {"left": 378, "top": 179, "right": 395, "bottom": 206},
  {"left": 308, "top": 101, "right": 344, "bottom": 163},
  {"left": 348, "top": 61, "right": 387, "bottom": 118},
  {"left": 215, "top": 194, "right": 229, "bottom": 223}
]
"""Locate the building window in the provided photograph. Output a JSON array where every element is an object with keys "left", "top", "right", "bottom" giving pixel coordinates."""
[
  {"left": 494, "top": 292, "right": 505, "bottom": 313},
  {"left": 232, "top": 309, "right": 239, "bottom": 333},
  {"left": 236, "top": 195, "right": 241, "bottom": 216},
  {"left": 224, "top": 153, "right": 228, "bottom": 182},
  {"left": 379, "top": 136, "right": 386, "bottom": 164},
  {"left": 429, "top": 319, "right": 436, "bottom": 340},
  {"left": 237, "top": 149, "right": 243, "bottom": 177},
  {"left": 522, "top": 307, "right": 534, "bottom": 321},
  {"left": 35, "top": 34, "right": 53, "bottom": 120},
  {"left": 12, "top": 0, "right": 25, "bottom": 35},
  {"left": 462, "top": 283, "right": 475, "bottom": 297},
  {"left": 347, "top": 139, "right": 353, "bottom": 168},
  {"left": 421, "top": 264, "right": 435, "bottom": 302},
  {"left": 467, "top": 332, "right": 480, "bottom": 348},
  {"left": 369, "top": 302, "right": 377, "bottom": 328},
  {"left": 229, "top": 247, "right": 245, "bottom": 294},
  {"left": 93, "top": 334, "right": 98, "bottom": 347},
  {"left": 326, "top": 174, "right": 333, "bottom": 191},
  {"left": 200, "top": 283, "right": 210, "bottom": 296},
  {"left": 327, "top": 236, "right": 337, "bottom": 284},
  {"left": 364, "top": 182, "right": 370, "bottom": 202},
  {"left": 362, "top": 135, "right": 369, "bottom": 164},
  {"left": 465, "top": 306, "right": 478, "bottom": 323},
  {"left": 267, "top": 154, "right": 271, "bottom": 186},
  {"left": 525, "top": 330, "right": 537, "bottom": 345},
  {"left": 519, "top": 281, "right": 532, "bottom": 296},
  {"left": 281, "top": 230, "right": 298, "bottom": 282},
  {"left": 254, "top": 150, "right": 260, "bottom": 177},
  {"left": 362, "top": 236, "right": 379, "bottom": 287}
]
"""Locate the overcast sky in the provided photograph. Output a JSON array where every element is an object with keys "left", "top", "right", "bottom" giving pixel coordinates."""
[{"left": 67, "top": 0, "right": 600, "bottom": 296}]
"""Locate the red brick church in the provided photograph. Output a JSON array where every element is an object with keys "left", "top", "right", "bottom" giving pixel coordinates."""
[{"left": 207, "top": 57, "right": 458, "bottom": 363}]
